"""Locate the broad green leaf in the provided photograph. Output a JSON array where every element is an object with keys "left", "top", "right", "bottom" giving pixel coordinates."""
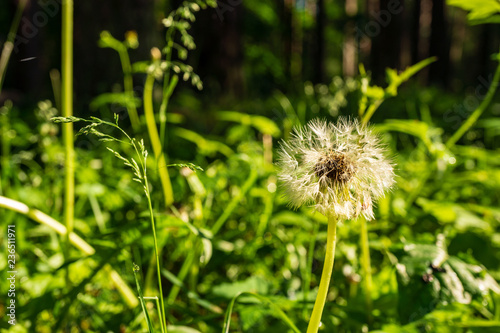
[
  {"left": 90, "top": 92, "right": 141, "bottom": 110},
  {"left": 416, "top": 198, "right": 457, "bottom": 223},
  {"left": 212, "top": 276, "right": 271, "bottom": 299},
  {"left": 269, "top": 211, "right": 314, "bottom": 229},
  {"left": 392, "top": 242, "right": 499, "bottom": 323},
  {"left": 448, "top": 0, "right": 500, "bottom": 24},
  {"left": 217, "top": 111, "right": 281, "bottom": 137},
  {"left": 174, "top": 127, "right": 234, "bottom": 157}
]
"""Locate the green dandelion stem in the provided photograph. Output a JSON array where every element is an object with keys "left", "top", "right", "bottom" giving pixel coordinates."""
[{"left": 307, "top": 214, "right": 338, "bottom": 333}]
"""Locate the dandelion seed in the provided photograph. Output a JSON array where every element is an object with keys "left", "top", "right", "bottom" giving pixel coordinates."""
[{"left": 277, "top": 117, "right": 394, "bottom": 220}]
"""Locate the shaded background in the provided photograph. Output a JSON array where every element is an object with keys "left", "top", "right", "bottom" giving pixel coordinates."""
[{"left": 1, "top": 0, "right": 499, "bottom": 111}]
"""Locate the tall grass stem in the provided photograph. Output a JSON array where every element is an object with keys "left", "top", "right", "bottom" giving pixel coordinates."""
[
  {"left": 62, "top": 0, "right": 75, "bottom": 273},
  {"left": 145, "top": 189, "right": 168, "bottom": 333}
]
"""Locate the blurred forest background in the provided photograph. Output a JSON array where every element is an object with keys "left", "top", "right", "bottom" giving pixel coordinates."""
[{"left": 2, "top": 0, "right": 499, "bottom": 111}]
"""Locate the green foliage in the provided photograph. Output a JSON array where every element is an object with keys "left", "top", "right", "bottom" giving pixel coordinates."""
[
  {"left": 448, "top": 0, "right": 500, "bottom": 25},
  {"left": 392, "top": 237, "right": 500, "bottom": 323},
  {"left": 2, "top": 1, "right": 500, "bottom": 332}
]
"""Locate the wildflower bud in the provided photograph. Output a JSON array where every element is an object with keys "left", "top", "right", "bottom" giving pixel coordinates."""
[
  {"left": 124, "top": 30, "right": 139, "bottom": 49},
  {"left": 162, "top": 17, "right": 173, "bottom": 27},
  {"left": 150, "top": 47, "right": 162, "bottom": 61}
]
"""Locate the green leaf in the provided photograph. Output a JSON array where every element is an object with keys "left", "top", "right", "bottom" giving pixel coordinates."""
[
  {"left": 416, "top": 198, "right": 457, "bottom": 224},
  {"left": 161, "top": 268, "right": 223, "bottom": 314},
  {"left": 448, "top": 0, "right": 500, "bottom": 25},
  {"left": 212, "top": 276, "right": 271, "bottom": 299},
  {"left": 392, "top": 241, "right": 500, "bottom": 324},
  {"left": 174, "top": 127, "right": 234, "bottom": 157},
  {"left": 217, "top": 111, "right": 281, "bottom": 137},
  {"left": 167, "top": 326, "right": 203, "bottom": 333},
  {"left": 90, "top": 92, "right": 141, "bottom": 110},
  {"left": 222, "top": 292, "right": 301, "bottom": 333},
  {"left": 376, "top": 119, "right": 436, "bottom": 152},
  {"left": 239, "top": 305, "right": 268, "bottom": 331},
  {"left": 385, "top": 57, "right": 437, "bottom": 96}
]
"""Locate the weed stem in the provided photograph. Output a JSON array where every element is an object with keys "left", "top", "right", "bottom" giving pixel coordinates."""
[{"left": 306, "top": 215, "right": 338, "bottom": 333}]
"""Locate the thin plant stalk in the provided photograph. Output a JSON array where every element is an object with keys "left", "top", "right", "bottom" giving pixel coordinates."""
[
  {"left": 110, "top": 122, "right": 168, "bottom": 333},
  {"left": 114, "top": 122, "right": 169, "bottom": 332},
  {"left": 145, "top": 187, "right": 168, "bottom": 333},
  {"left": 359, "top": 215, "right": 373, "bottom": 322},
  {"left": 361, "top": 99, "right": 383, "bottom": 126},
  {"left": 61, "top": 0, "right": 75, "bottom": 270},
  {"left": 0, "top": 0, "right": 26, "bottom": 94},
  {"left": 0, "top": 194, "right": 138, "bottom": 307},
  {"left": 134, "top": 264, "right": 155, "bottom": 332},
  {"left": 303, "top": 219, "right": 319, "bottom": 319},
  {"left": 307, "top": 215, "right": 338, "bottom": 333},
  {"left": 143, "top": 296, "right": 163, "bottom": 330},
  {"left": 116, "top": 127, "right": 168, "bottom": 333},
  {"left": 0, "top": 0, "right": 25, "bottom": 195},
  {"left": 117, "top": 45, "right": 140, "bottom": 132},
  {"left": 51, "top": 115, "right": 170, "bottom": 330},
  {"left": 145, "top": 233, "right": 170, "bottom": 295},
  {"left": 0, "top": 102, "right": 12, "bottom": 194},
  {"left": 211, "top": 168, "right": 258, "bottom": 234},
  {"left": 166, "top": 237, "right": 196, "bottom": 304},
  {"left": 445, "top": 51, "right": 500, "bottom": 148},
  {"left": 158, "top": 76, "right": 178, "bottom": 148},
  {"left": 158, "top": 28, "right": 175, "bottom": 148},
  {"left": 144, "top": 71, "right": 174, "bottom": 207}
]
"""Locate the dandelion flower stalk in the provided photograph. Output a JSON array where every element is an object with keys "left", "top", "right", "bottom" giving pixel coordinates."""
[
  {"left": 277, "top": 118, "right": 394, "bottom": 332},
  {"left": 307, "top": 214, "right": 338, "bottom": 333}
]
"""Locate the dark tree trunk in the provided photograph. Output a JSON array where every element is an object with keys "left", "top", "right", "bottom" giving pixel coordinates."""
[
  {"left": 184, "top": 3, "right": 245, "bottom": 98},
  {"left": 411, "top": 0, "right": 421, "bottom": 65},
  {"left": 313, "top": 0, "right": 325, "bottom": 83},
  {"left": 369, "top": 0, "right": 402, "bottom": 81},
  {"left": 428, "top": 0, "right": 449, "bottom": 86},
  {"left": 282, "top": 0, "right": 293, "bottom": 83}
]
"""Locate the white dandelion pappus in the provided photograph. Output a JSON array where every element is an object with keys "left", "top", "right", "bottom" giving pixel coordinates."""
[{"left": 277, "top": 118, "right": 395, "bottom": 220}]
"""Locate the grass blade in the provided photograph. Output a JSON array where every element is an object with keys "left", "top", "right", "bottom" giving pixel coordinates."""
[{"left": 222, "top": 292, "right": 300, "bottom": 333}]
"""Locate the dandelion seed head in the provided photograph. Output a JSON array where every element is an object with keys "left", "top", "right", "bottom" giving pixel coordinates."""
[{"left": 277, "top": 118, "right": 395, "bottom": 220}]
